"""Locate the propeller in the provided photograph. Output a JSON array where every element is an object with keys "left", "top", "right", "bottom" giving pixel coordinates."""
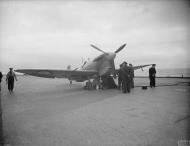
[
  {"left": 91, "top": 43, "right": 126, "bottom": 54},
  {"left": 90, "top": 44, "right": 107, "bottom": 54},
  {"left": 115, "top": 44, "right": 126, "bottom": 53},
  {"left": 90, "top": 43, "right": 126, "bottom": 76}
]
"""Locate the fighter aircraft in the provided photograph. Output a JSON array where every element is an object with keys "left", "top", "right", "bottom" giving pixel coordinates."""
[{"left": 15, "top": 44, "right": 154, "bottom": 82}]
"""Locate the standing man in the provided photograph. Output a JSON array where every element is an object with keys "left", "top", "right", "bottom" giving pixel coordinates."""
[
  {"left": 149, "top": 64, "right": 156, "bottom": 87},
  {"left": 0, "top": 71, "right": 2, "bottom": 83},
  {"left": 129, "top": 64, "right": 134, "bottom": 88},
  {"left": 0, "top": 71, "right": 3, "bottom": 91},
  {"left": 6, "top": 68, "right": 18, "bottom": 92},
  {"left": 120, "top": 62, "right": 131, "bottom": 93}
]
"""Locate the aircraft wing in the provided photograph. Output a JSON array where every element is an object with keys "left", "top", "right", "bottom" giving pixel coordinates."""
[
  {"left": 15, "top": 69, "right": 98, "bottom": 82},
  {"left": 115, "top": 64, "right": 154, "bottom": 74},
  {"left": 132, "top": 64, "right": 154, "bottom": 70}
]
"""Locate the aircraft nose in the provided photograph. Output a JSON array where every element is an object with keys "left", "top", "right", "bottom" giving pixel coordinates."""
[{"left": 107, "top": 53, "right": 116, "bottom": 60}]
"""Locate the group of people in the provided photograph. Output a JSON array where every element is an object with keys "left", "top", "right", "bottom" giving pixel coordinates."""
[
  {"left": 117, "top": 62, "right": 134, "bottom": 93},
  {"left": 84, "top": 62, "right": 156, "bottom": 92},
  {"left": 118, "top": 63, "right": 156, "bottom": 93},
  {"left": 0, "top": 68, "right": 17, "bottom": 93},
  {"left": 84, "top": 62, "right": 136, "bottom": 92},
  {"left": 84, "top": 76, "right": 104, "bottom": 90}
]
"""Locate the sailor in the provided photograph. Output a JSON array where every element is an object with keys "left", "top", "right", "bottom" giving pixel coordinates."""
[
  {"left": 149, "top": 64, "right": 156, "bottom": 87},
  {"left": 6, "top": 68, "right": 18, "bottom": 92},
  {"left": 0, "top": 71, "right": 3, "bottom": 91},
  {"left": 120, "top": 62, "right": 131, "bottom": 93},
  {"left": 0, "top": 71, "right": 2, "bottom": 83},
  {"left": 129, "top": 63, "right": 134, "bottom": 88}
]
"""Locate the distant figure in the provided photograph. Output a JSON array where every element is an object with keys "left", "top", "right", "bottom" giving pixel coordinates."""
[
  {"left": 117, "top": 64, "right": 123, "bottom": 90},
  {"left": 120, "top": 62, "right": 131, "bottom": 93},
  {"left": 6, "top": 68, "right": 18, "bottom": 92},
  {"left": 0, "top": 71, "right": 3, "bottom": 91},
  {"left": 129, "top": 64, "right": 134, "bottom": 88},
  {"left": 149, "top": 64, "right": 156, "bottom": 87},
  {"left": 0, "top": 71, "right": 2, "bottom": 83}
]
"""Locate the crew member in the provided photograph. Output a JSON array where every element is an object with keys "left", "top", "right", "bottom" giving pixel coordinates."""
[
  {"left": 129, "top": 64, "right": 134, "bottom": 88},
  {"left": 6, "top": 68, "right": 17, "bottom": 92},
  {"left": 149, "top": 64, "right": 156, "bottom": 87},
  {"left": 0, "top": 71, "right": 3, "bottom": 91},
  {"left": 117, "top": 64, "right": 123, "bottom": 90},
  {"left": 120, "top": 62, "right": 131, "bottom": 93},
  {"left": 0, "top": 71, "right": 2, "bottom": 83}
]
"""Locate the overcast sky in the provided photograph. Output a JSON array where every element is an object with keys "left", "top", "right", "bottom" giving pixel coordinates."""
[{"left": 0, "top": 0, "right": 190, "bottom": 73}]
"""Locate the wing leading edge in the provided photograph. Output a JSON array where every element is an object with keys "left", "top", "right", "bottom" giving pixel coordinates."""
[
  {"left": 15, "top": 69, "right": 98, "bottom": 82},
  {"left": 116, "top": 64, "right": 154, "bottom": 74},
  {"left": 132, "top": 64, "right": 154, "bottom": 70}
]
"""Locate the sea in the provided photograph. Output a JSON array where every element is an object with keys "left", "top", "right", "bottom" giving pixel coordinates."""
[{"left": 135, "top": 68, "right": 190, "bottom": 77}]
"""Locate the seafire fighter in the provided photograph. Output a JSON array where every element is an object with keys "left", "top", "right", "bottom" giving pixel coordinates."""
[{"left": 15, "top": 44, "right": 153, "bottom": 82}]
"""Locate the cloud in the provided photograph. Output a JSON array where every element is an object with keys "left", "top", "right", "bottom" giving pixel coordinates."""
[{"left": 0, "top": 0, "right": 189, "bottom": 72}]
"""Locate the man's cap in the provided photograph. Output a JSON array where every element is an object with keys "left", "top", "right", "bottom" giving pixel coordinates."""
[
  {"left": 123, "top": 61, "right": 127, "bottom": 64},
  {"left": 9, "top": 67, "right": 13, "bottom": 69}
]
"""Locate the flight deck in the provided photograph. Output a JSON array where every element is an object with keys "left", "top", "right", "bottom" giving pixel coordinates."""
[{"left": 1, "top": 76, "right": 189, "bottom": 146}]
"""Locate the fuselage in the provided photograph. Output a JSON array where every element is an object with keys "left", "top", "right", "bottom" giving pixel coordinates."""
[{"left": 80, "top": 52, "right": 116, "bottom": 76}]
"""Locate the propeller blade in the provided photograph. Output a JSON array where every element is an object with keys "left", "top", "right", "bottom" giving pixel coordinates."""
[
  {"left": 90, "top": 44, "right": 107, "bottom": 54},
  {"left": 115, "top": 44, "right": 126, "bottom": 53}
]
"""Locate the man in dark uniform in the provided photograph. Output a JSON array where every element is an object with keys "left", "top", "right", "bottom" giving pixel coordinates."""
[
  {"left": 149, "top": 64, "right": 156, "bottom": 87},
  {"left": 6, "top": 68, "right": 17, "bottom": 92},
  {"left": 0, "top": 72, "right": 2, "bottom": 83},
  {"left": 120, "top": 62, "right": 131, "bottom": 93},
  {"left": 0, "top": 71, "right": 3, "bottom": 91},
  {"left": 129, "top": 63, "right": 134, "bottom": 88},
  {"left": 117, "top": 64, "right": 123, "bottom": 90}
]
